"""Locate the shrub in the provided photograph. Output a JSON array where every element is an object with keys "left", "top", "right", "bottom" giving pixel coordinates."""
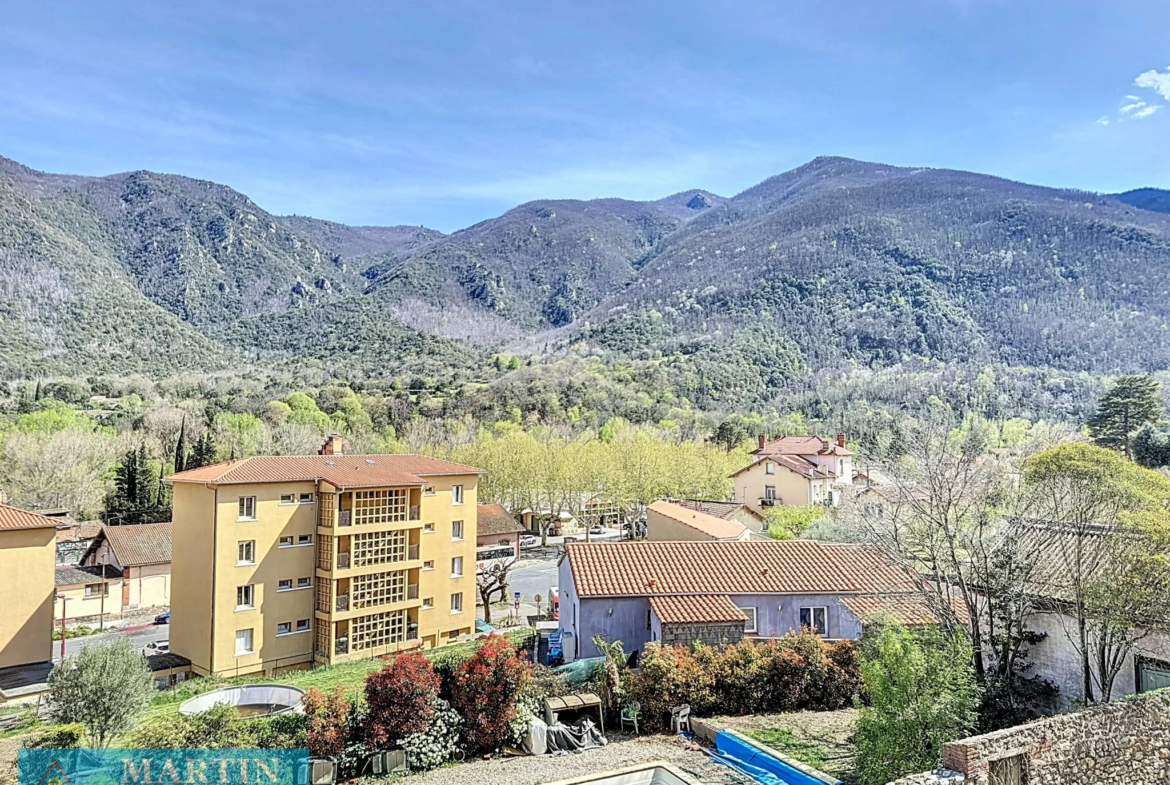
[
  {"left": 131, "top": 704, "right": 304, "bottom": 749},
  {"left": 401, "top": 698, "right": 462, "bottom": 771},
  {"left": 626, "top": 643, "right": 715, "bottom": 728},
  {"left": 303, "top": 683, "right": 351, "bottom": 758},
  {"left": 449, "top": 634, "right": 531, "bottom": 753},
  {"left": 48, "top": 639, "right": 155, "bottom": 747},
  {"left": 364, "top": 652, "right": 440, "bottom": 750},
  {"left": 854, "top": 626, "right": 980, "bottom": 785},
  {"left": 22, "top": 724, "right": 84, "bottom": 749}
]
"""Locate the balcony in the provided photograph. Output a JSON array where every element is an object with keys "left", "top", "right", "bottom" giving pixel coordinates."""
[
  {"left": 335, "top": 639, "right": 349, "bottom": 656},
  {"left": 407, "top": 584, "right": 419, "bottom": 600},
  {"left": 337, "top": 552, "right": 351, "bottom": 570},
  {"left": 409, "top": 505, "right": 420, "bottom": 521},
  {"left": 339, "top": 510, "right": 352, "bottom": 527},
  {"left": 336, "top": 594, "right": 350, "bottom": 612},
  {"left": 407, "top": 544, "right": 419, "bottom": 561}
]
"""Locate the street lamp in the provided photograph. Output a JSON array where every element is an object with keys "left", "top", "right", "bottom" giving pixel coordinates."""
[{"left": 55, "top": 594, "right": 68, "bottom": 660}]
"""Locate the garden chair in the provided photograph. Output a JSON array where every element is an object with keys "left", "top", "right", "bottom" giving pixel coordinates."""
[
  {"left": 620, "top": 702, "right": 641, "bottom": 735},
  {"left": 670, "top": 704, "right": 691, "bottom": 734}
]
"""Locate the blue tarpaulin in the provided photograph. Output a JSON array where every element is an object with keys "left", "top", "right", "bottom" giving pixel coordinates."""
[{"left": 709, "top": 731, "right": 842, "bottom": 785}]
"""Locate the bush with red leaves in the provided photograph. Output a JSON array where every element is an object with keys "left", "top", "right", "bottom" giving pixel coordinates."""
[
  {"left": 449, "top": 634, "right": 531, "bottom": 752},
  {"left": 303, "top": 682, "right": 351, "bottom": 758},
  {"left": 364, "top": 652, "right": 441, "bottom": 749}
]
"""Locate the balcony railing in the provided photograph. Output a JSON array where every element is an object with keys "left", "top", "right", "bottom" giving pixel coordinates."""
[
  {"left": 335, "top": 640, "right": 348, "bottom": 656},
  {"left": 336, "top": 594, "right": 350, "bottom": 612},
  {"left": 409, "top": 505, "right": 420, "bottom": 521},
  {"left": 339, "top": 510, "right": 352, "bottom": 527},
  {"left": 407, "top": 584, "right": 419, "bottom": 600},
  {"left": 407, "top": 544, "right": 419, "bottom": 560},
  {"left": 407, "top": 628, "right": 419, "bottom": 641},
  {"left": 337, "top": 552, "right": 351, "bottom": 570}
]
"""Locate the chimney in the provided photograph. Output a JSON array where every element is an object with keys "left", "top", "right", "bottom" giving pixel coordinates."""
[
  {"left": 757, "top": 434, "right": 766, "bottom": 450},
  {"left": 319, "top": 435, "right": 347, "bottom": 456},
  {"left": 837, "top": 433, "right": 846, "bottom": 448}
]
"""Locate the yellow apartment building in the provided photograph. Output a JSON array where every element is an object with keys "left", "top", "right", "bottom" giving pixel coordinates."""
[
  {"left": 166, "top": 439, "right": 481, "bottom": 677},
  {"left": 0, "top": 505, "right": 55, "bottom": 674}
]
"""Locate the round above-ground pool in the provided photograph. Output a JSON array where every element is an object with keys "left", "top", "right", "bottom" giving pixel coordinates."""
[{"left": 178, "top": 685, "right": 306, "bottom": 718}]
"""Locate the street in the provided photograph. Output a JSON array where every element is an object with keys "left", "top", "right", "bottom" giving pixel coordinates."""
[
  {"left": 506, "top": 549, "right": 560, "bottom": 606},
  {"left": 54, "top": 620, "right": 169, "bottom": 661}
]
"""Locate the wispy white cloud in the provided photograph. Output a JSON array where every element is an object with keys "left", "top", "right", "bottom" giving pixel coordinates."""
[
  {"left": 1132, "top": 105, "right": 1160, "bottom": 119},
  {"left": 1136, "top": 67, "right": 1170, "bottom": 101},
  {"left": 1096, "top": 116, "right": 1110, "bottom": 126}
]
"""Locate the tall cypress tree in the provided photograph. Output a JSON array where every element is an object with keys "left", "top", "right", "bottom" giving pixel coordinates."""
[{"left": 174, "top": 418, "right": 187, "bottom": 472}]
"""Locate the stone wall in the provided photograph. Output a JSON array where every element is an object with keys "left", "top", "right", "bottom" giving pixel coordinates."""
[
  {"left": 888, "top": 689, "right": 1170, "bottom": 785},
  {"left": 660, "top": 621, "right": 744, "bottom": 648}
]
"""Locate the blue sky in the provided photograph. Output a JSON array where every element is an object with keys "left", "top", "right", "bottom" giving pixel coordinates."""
[{"left": 2, "top": 1, "right": 1169, "bottom": 232}]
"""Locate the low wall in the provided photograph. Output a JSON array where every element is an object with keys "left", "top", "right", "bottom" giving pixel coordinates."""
[{"left": 889, "top": 689, "right": 1170, "bottom": 785}]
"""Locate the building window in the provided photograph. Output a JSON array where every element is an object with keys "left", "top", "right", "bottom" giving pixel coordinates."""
[
  {"left": 238, "top": 497, "right": 256, "bottom": 520},
  {"left": 450, "top": 593, "right": 463, "bottom": 613},
  {"left": 423, "top": 560, "right": 434, "bottom": 570},
  {"left": 235, "top": 629, "right": 253, "bottom": 655},
  {"left": 423, "top": 485, "right": 435, "bottom": 496},
  {"left": 424, "top": 522, "right": 435, "bottom": 533},
  {"left": 352, "top": 489, "right": 408, "bottom": 526},
  {"left": 1138, "top": 656, "right": 1170, "bottom": 692},
  {"left": 84, "top": 583, "right": 108, "bottom": 598},
  {"left": 237, "top": 541, "right": 255, "bottom": 565},
  {"left": 299, "top": 493, "right": 313, "bottom": 504},
  {"left": 298, "top": 534, "right": 313, "bottom": 546},
  {"left": 296, "top": 619, "right": 311, "bottom": 633},
  {"left": 989, "top": 754, "right": 1027, "bottom": 785},
  {"left": 349, "top": 609, "right": 407, "bottom": 651},
  {"left": 351, "top": 530, "right": 407, "bottom": 566},
  {"left": 280, "top": 494, "right": 295, "bottom": 505},
  {"left": 351, "top": 570, "right": 407, "bottom": 609},
  {"left": 451, "top": 556, "right": 464, "bottom": 577},
  {"left": 764, "top": 485, "right": 776, "bottom": 501},
  {"left": 297, "top": 577, "right": 312, "bottom": 589},
  {"left": 277, "top": 622, "right": 292, "bottom": 636},
  {"left": 743, "top": 607, "right": 758, "bottom": 634},
  {"left": 278, "top": 579, "right": 292, "bottom": 592},
  {"left": 422, "top": 597, "right": 434, "bottom": 609},
  {"left": 452, "top": 520, "right": 464, "bottom": 540},
  {"left": 799, "top": 606, "right": 828, "bottom": 636},
  {"left": 452, "top": 485, "right": 464, "bottom": 505},
  {"left": 765, "top": 463, "right": 774, "bottom": 475},
  {"left": 279, "top": 535, "right": 294, "bottom": 547},
  {"left": 646, "top": 609, "right": 652, "bottom": 630},
  {"left": 236, "top": 585, "right": 255, "bottom": 610}
]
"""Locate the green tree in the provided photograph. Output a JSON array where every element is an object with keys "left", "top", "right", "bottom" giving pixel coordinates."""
[
  {"left": 174, "top": 418, "right": 187, "bottom": 473},
  {"left": 48, "top": 639, "right": 155, "bottom": 747},
  {"left": 1087, "top": 375, "right": 1162, "bottom": 456},
  {"left": 187, "top": 432, "right": 217, "bottom": 469},
  {"left": 1130, "top": 423, "right": 1170, "bottom": 469},
  {"left": 105, "top": 445, "right": 161, "bottom": 525},
  {"left": 854, "top": 626, "right": 980, "bottom": 785}
]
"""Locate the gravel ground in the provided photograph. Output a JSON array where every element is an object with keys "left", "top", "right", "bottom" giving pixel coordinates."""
[{"left": 398, "top": 733, "right": 742, "bottom": 785}]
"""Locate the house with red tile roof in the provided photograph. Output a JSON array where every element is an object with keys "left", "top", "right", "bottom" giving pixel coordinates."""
[
  {"left": 732, "top": 434, "right": 855, "bottom": 510},
  {"left": 646, "top": 500, "right": 752, "bottom": 542},
  {"left": 557, "top": 539, "right": 926, "bottom": 659},
  {"left": 475, "top": 503, "right": 526, "bottom": 560},
  {"left": 0, "top": 504, "right": 56, "bottom": 685}
]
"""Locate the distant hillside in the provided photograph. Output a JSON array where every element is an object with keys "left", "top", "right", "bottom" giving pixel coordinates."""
[
  {"left": 3, "top": 154, "right": 1170, "bottom": 384},
  {"left": 1114, "top": 188, "right": 1170, "bottom": 214}
]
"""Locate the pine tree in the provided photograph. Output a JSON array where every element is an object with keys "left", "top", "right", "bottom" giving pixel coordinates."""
[
  {"left": 1087, "top": 375, "right": 1163, "bottom": 457},
  {"left": 174, "top": 418, "right": 187, "bottom": 472},
  {"left": 33, "top": 380, "right": 43, "bottom": 401}
]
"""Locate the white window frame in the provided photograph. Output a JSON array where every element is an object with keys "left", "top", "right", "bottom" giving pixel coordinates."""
[
  {"left": 277, "top": 579, "right": 293, "bottom": 592},
  {"left": 297, "top": 534, "right": 313, "bottom": 546},
  {"left": 422, "top": 597, "right": 434, "bottom": 609},
  {"left": 452, "top": 485, "right": 464, "bottom": 505},
  {"left": 299, "top": 493, "right": 314, "bottom": 504},
  {"left": 236, "top": 585, "right": 255, "bottom": 610},
  {"left": 765, "top": 463, "right": 775, "bottom": 474},
  {"left": 764, "top": 485, "right": 777, "bottom": 501},
  {"left": 84, "top": 583, "right": 109, "bottom": 598},
  {"left": 743, "top": 606, "right": 758, "bottom": 634},
  {"left": 235, "top": 628, "right": 253, "bottom": 655},
  {"left": 237, "top": 541, "right": 255, "bottom": 565},
  {"left": 278, "top": 535, "right": 294, "bottom": 548},
  {"left": 423, "top": 522, "right": 435, "bottom": 533},
  {"left": 295, "top": 618, "right": 311, "bottom": 633},
  {"left": 450, "top": 593, "right": 463, "bottom": 614},
  {"left": 799, "top": 606, "right": 829, "bottom": 636},
  {"left": 297, "top": 576, "right": 312, "bottom": 590},
  {"left": 276, "top": 621, "right": 292, "bottom": 636},
  {"left": 423, "top": 560, "right": 434, "bottom": 571},
  {"left": 423, "top": 485, "right": 435, "bottom": 496},
  {"left": 452, "top": 520, "right": 464, "bottom": 540},
  {"left": 451, "top": 556, "right": 464, "bottom": 577},
  {"left": 238, "top": 496, "right": 257, "bottom": 521},
  {"left": 280, "top": 494, "right": 295, "bottom": 506}
]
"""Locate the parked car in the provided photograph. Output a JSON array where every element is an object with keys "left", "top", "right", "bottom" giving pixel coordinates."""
[
  {"left": 475, "top": 619, "right": 495, "bottom": 633},
  {"left": 145, "top": 641, "right": 169, "bottom": 653},
  {"left": 520, "top": 534, "right": 538, "bottom": 548},
  {"left": 154, "top": 612, "right": 170, "bottom": 624},
  {"left": 589, "top": 525, "right": 607, "bottom": 535}
]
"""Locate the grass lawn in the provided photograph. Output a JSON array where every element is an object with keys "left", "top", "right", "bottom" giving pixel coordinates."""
[
  {"left": 744, "top": 727, "right": 830, "bottom": 771},
  {"left": 717, "top": 708, "right": 859, "bottom": 785},
  {"left": 138, "top": 629, "right": 532, "bottom": 727}
]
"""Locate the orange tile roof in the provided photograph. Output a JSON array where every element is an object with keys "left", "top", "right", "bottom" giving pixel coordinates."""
[
  {"left": 167, "top": 454, "right": 482, "bottom": 489},
  {"left": 648, "top": 500, "right": 748, "bottom": 540},
  {"left": 840, "top": 594, "right": 972, "bottom": 626},
  {"left": 477, "top": 503, "right": 525, "bottom": 538},
  {"left": 649, "top": 594, "right": 747, "bottom": 624},
  {"left": 565, "top": 540, "right": 915, "bottom": 597},
  {"left": 0, "top": 504, "right": 58, "bottom": 531}
]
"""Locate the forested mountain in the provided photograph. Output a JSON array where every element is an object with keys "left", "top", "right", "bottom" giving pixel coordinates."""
[
  {"left": 1114, "top": 188, "right": 1170, "bottom": 214},
  {"left": 2, "top": 153, "right": 1169, "bottom": 387}
]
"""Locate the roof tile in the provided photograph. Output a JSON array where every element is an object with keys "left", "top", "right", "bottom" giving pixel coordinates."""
[
  {"left": 87, "top": 522, "right": 172, "bottom": 567},
  {"left": 649, "top": 594, "right": 747, "bottom": 624},
  {"left": 476, "top": 503, "right": 526, "bottom": 538},
  {"left": 648, "top": 500, "right": 748, "bottom": 540},
  {"left": 168, "top": 454, "right": 482, "bottom": 488},
  {"left": 0, "top": 504, "right": 58, "bottom": 532}
]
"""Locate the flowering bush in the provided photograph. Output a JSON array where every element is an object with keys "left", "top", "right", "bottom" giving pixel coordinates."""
[
  {"left": 303, "top": 682, "right": 351, "bottom": 758},
  {"left": 449, "top": 634, "right": 531, "bottom": 752},
  {"left": 365, "top": 652, "right": 441, "bottom": 749},
  {"left": 401, "top": 698, "right": 462, "bottom": 771}
]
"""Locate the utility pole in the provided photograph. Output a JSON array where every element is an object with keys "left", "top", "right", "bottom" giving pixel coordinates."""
[{"left": 56, "top": 594, "right": 68, "bottom": 660}]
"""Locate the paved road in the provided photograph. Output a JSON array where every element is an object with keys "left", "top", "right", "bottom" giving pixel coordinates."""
[
  {"left": 506, "top": 549, "right": 561, "bottom": 606},
  {"left": 54, "top": 621, "right": 169, "bottom": 661}
]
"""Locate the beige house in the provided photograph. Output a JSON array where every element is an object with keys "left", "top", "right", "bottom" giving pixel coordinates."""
[
  {"left": 81, "top": 523, "right": 172, "bottom": 611},
  {"left": 732, "top": 434, "right": 854, "bottom": 510},
  {"left": 646, "top": 500, "right": 752, "bottom": 542},
  {"left": 166, "top": 438, "right": 482, "bottom": 678},
  {"left": 668, "top": 499, "right": 767, "bottom": 533},
  {"left": 53, "top": 564, "right": 123, "bottom": 621},
  {"left": 0, "top": 505, "right": 55, "bottom": 681}
]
